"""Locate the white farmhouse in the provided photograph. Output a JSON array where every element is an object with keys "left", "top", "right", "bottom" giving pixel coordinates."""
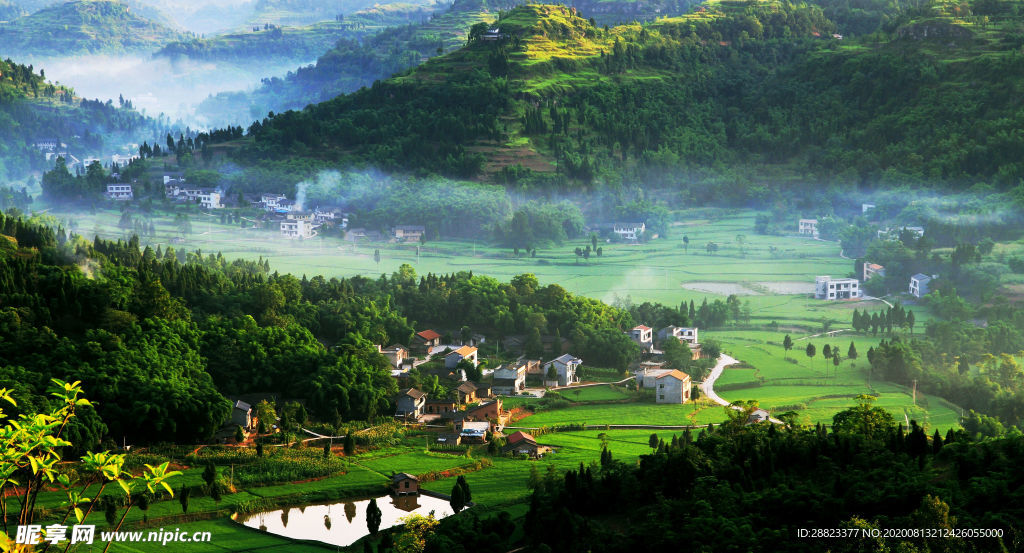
[
  {"left": 798, "top": 219, "right": 819, "bottom": 237},
  {"left": 280, "top": 215, "right": 318, "bottom": 239},
  {"left": 628, "top": 325, "right": 653, "bottom": 353},
  {"left": 543, "top": 354, "right": 581, "bottom": 387},
  {"left": 814, "top": 276, "right": 861, "bottom": 300},
  {"left": 657, "top": 326, "right": 698, "bottom": 345},
  {"left": 613, "top": 222, "right": 645, "bottom": 241},
  {"left": 909, "top": 274, "right": 934, "bottom": 298},
  {"left": 198, "top": 189, "right": 222, "bottom": 209},
  {"left": 105, "top": 184, "right": 133, "bottom": 200}
]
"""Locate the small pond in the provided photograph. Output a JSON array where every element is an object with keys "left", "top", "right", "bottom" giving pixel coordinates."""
[{"left": 234, "top": 493, "right": 457, "bottom": 547}]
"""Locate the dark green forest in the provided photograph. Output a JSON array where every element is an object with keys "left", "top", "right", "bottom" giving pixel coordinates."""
[
  {"left": 0, "top": 211, "right": 646, "bottom": 449},
  {"left": 508, "top": 404, "right": 1023, "bottom": 553}
]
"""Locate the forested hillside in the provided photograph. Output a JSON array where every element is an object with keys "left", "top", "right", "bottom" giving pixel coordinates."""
[
  {"left": 195, "top": 0, "right": 513, "bottom": 125},
  {"left": 0, "top": 209, "right": 643, "bottom": 447},
  {"left": 0, "top": 0, "right": 189, "bottom": 57},
  {"left": 515, "top": 409, "right": 1023, "bottom": 552},
  {"left": 238, "top": 0, "right": 1024, "bottom": 197},
  {"left": 0, "top": 57, "right": 157, "bottom": 180}
]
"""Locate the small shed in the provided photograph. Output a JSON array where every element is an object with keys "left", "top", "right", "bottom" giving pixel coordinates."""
[{"left": 391, "top": 472, "right": 420, "bottom": 496}]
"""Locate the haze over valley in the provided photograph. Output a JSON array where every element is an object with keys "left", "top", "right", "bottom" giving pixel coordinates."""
[{"left": 2, "top": 0, "right": 1024, "bottom": 552}]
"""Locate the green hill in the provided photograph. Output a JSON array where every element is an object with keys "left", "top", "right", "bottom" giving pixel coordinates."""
[
  {"left": 0, "top": 0, "right": 189, "bottom": 57},
  {"left": 195, "top": 0, "right": 510, "bottom": 126},
  {"left": 0, "top": 56, "right": 161, "bottom": 180},
  {"left": 237, "top": 0, "right": 1024, "bottom": 196}
]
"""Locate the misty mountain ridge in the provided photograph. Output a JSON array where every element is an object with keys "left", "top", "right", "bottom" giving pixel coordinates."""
[{"left": 0, "top": 0, "right": 190, "bottom": 57}]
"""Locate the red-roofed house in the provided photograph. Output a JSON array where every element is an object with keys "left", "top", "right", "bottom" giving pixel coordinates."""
[
  {"left": 503, "top": 430, "right": 549, "bottom": 458},
  {"left": 413, "top": 329, "right": 441, "bottom": 349},
  {"left": 628, "top": 325, "right": 654, "bottom": 353},
  {"left": 655, "top": 370, "right": 692, "bottom": 404}
]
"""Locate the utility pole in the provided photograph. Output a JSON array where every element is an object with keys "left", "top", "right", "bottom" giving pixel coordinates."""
[{"left": 912, "top": 379, "right": 917, "bottom": 406}]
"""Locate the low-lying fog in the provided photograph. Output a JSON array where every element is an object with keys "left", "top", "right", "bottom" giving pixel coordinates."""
[{"left": 29, "top": 54, "right": 310, "bottom": 127}]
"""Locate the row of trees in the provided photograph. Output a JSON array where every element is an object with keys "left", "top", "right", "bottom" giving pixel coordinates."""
[{"left": 517, "top": 398, "right": 1022, "bottom": 552}]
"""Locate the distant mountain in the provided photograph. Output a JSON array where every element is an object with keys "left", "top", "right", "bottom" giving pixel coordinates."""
[
  {"left": 248, "top": 0, "right": 437, "bottom": 27},
  {"left": 155, "top": 3, "right": 438, "bottom": 66},
  {"left": 238, "top": 0, "right": 1024, "bottom": 194},
  {"left": 195, "top": 0, "right": 513, "bottom": 126},
  {"left": 0, "top": 0, "right": 189, "bottom": 57}
]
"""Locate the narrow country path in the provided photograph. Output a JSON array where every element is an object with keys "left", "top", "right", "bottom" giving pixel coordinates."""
[{"left": 701, "top": 354, "right": 784, "bottom": 424}]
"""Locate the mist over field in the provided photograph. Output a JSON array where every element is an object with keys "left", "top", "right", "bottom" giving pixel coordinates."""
[{"left": 28, "top": 53, "right": 313, "bottom": 125}]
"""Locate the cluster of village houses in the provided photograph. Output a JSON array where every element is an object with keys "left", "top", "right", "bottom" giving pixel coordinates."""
[
  {"left": 799, "top": 214, "right": 936, "bottom": 299},
  {"left": 382, "top": 321, "right": 705, "bottom": 457},
  {"left": 34, "top": 139, "right": 139, "bottom": 174}
]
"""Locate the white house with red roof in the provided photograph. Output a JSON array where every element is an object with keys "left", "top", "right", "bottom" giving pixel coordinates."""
[{"left": 628, "top": 325, "right": 654, "bottom": 353}]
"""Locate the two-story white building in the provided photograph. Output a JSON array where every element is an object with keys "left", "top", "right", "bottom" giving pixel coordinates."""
[
  {"left": 544, "top": 354, "right": 581, "bottom": 387},
  {"left": 260, "top": 194, "right": 288, "bottom": 212},
  {"left": 798, "top": 219, "right": 819, "bottom": 237},
  {"left": 863, "top": 263, "right": 885, "bottom": 282},
  {"left": 105, "top": 184, "right": 133, "bottom": 200},
  {"left": 657, "top": 326, "right": 698, "bottom": 345},
  {"left": 613, "top": 222, "right": 645, "bottom": 241},
  {"left": 198, "top": 189, "right": 222, "bottom": 209},
  {"left": 492, "top": 361, "right": 528, "bottom": 396},
  {"left": 628, "top": 325, "right": 653, "bottom": 353},
  {"left": 909, "top": 274, "right": 935, "bottom": 298},
  {"left": 280, "top": 215, "right": 318, "bottom": 239},
  {"left": 393, "top": 225, "right": 425, "bottom": 242},
  {"left": 815, "top": 276, "right": 861, "bottom": 300}
]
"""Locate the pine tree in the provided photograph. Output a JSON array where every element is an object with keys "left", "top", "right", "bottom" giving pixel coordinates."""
[{"left": 783, "top": 334, "right": 793, "bottom": 358}]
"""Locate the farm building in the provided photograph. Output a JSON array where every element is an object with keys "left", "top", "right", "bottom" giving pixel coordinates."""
[
  {"left": 503, "top": 431, "right": 549, "bottom": 458},
  {"left": 654, "top": 370, "right": 692, "bottom": 404},
  {"left": 105, "top": 183, "right": 133, "bottom": 200},
  {"left": 863, "top": 263, "right": 885, "bottom": 282},
  {"left": 424, "top": 398, "right": 456, "bottom": 416},
  {"left": 395, "top": 388, "right": 427, "bottom": 420},
  {"left": 814, "top": 276, "right": 861, "bottom": 300},
  {"left": 230, "top": 400, "right": 253, "bottom": 429},
  {"left": 613, "top": 222, "right": 645, "bottom": 241},
  {"left": 458, "top": 421, "right": 490, "bottom": 444},
  {"left": 391, "top": 473, "right": 419, "bottom": 496},
  {"left": 628, "top": 325, "right": 654, "bottom": 353},
  {"left": 445, "top": 346, "right": 478, "bottom": 369},
  {"left": 198, "top": 189, "right": 222, "bottom": 209},
  {"left": 657, "top": 326, "right": 698, "bottom": 345},
  {"left": 381, "top": 345, "right": 409, "bottom": 368},
  {"left": 909, "top": 273, "right": 935, "bottom": 298},
  {"left": 544, "top": 354, "right": 582, "bottom": 387},
  {"left": 456, "top": 381, "right": 481, "bottom": 404},
  {"left": 798, "top": 219, "right": 819, "bottom": 237},
  {"left": 392, "top": 225, "right": 425, "bottom": 241},
  {"left": 413, "top": 329, "right": 441, "bottom": 349},
  {"left": 280, "top": 215, "right": 318, "bottom": 239},
  {"left": 492, "top": 361, "right": 529, "bottom": 395}
]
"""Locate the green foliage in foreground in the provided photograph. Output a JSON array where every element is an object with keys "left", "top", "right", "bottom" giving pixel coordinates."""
[{"left": 519, "top": 402, "right": 1023, "bottom": 552}]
